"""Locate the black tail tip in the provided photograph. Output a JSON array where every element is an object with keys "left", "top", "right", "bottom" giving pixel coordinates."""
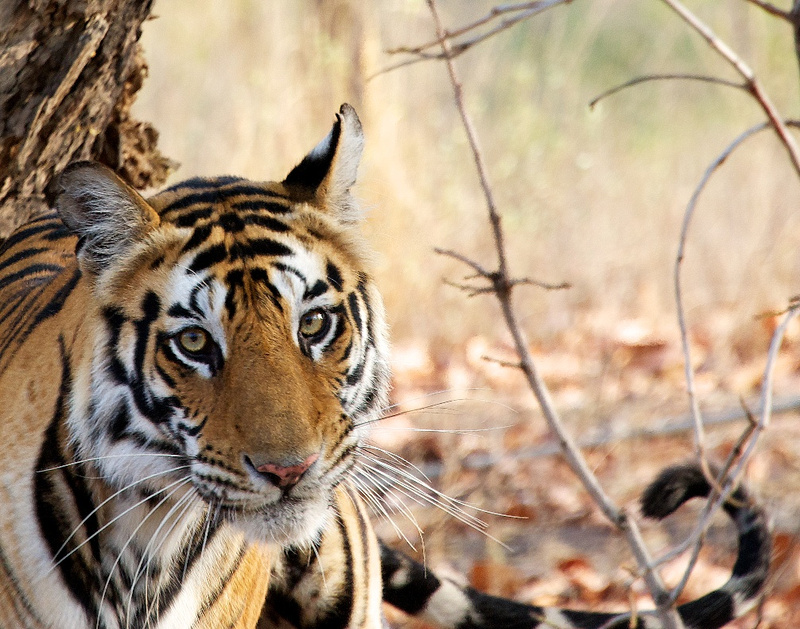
[{"left": 640, "top": 463, "right": 713, "bottom": 520}]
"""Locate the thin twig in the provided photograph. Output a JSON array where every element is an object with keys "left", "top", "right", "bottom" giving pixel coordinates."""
[
  {"left": 674, "top": 122, "right": 768, "bottom": 485},
  {"left": 387, "top": 1, "right": 551, "bottom": 55},
  {"left": 662, "top": 0, "right": 800, "bottom": 177},
  {"left": 426, "top": 1, "right": 682, "bottom": 626},
  {"left": 745, "top": 0, "right": 794, "bottom": 21},
  {"left": 664, "top": 412, "right": 756, "bottom": 603},
  {"left": 371, "top": 0, "right": 573, "bottom": 78},
  {"left": 672, "top": 119, "right": 800, "bottom": 485},
  {"left": 435, "top": 247, "right": 491, "bottom": 277},
  {"left": 481, "top": 355, "right": 522, "bottom": 369},
  {"left": 589, "top": 74, "right": 745, "bottom": 109},
  {"left": 652, "top": 303, "right": 799, "bottom": 609},
  {"left": 436, "top": 248, "right": 570, "bottom": 294},
  {"left": 401, "top": 394, "right": 800, "bottom": 478}
]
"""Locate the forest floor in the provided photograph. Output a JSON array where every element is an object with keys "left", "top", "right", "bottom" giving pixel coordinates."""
[{"left": 372, "top": 314, "right": 800, "bottom": 628}]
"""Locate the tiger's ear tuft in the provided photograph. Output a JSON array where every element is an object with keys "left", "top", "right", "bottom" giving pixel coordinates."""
[
  {"left": 283, "top": 104, "right": 364, "bottom": 222},
  {"left": 56, "top": 162, "right": 160, "bottom": 276}
]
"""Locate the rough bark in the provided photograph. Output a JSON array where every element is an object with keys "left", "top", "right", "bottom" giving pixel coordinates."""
[{"left": 0, "top": 0, "right": 174, "bottom": 238}]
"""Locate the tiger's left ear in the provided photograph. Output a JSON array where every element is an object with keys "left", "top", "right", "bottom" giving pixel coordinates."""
[{"left": 283, "top": 103, "right": 364, "bottom": 223}]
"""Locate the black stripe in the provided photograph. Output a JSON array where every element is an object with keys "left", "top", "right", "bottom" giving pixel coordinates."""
[
  {"left": 221, "top": 184, "right": 287, "bottom": 199},
  {"left": 230, "top": 199, "right": 291, "bottom": 214},
  {"left": 225, "top": 269, "right": 244, "bottom": 319},
  {"left": 243, "top": 213, "right": 290, "bottom": 232},
  {"left": 356, "top": 279, "right": 374, "bottom": 340},
  {"left": 155, "top": 360, "right": 177, "bottom": 388},
  {"left": 249, "top": 268, "right": 283, "bottom": 311},
  {"left": 174, "top": 206, "right": 214, "bottom": 228},
  {"left": 35, "top": 339, "right": 101, "bottom": 625},
  {"left": 0, "top": 218, "right": 65, "bottom": 254},
  {"left": 345, "top": 361, "right": 364, "bottom": 387},
  {"left": 314, "top": 513, "right": 354, "bottom": 628},
  {"left": 347, "top": 292, "right": 362, "bottom": 336},
  {"left": 108, "top": 404, "right": 131, "bottom": 442},
  {"left": 134, "top": 292, "right": 161, "bottom": 373},
  {"left": 218, "top": 213, "right": 246, "bottom": 232},
  {"left": 188, "top": 281, "right": 212, "bottom": 318},
  {"left": 161, "top": 176, "right": 244, "bottom": 194},
  {"left": 161, "top": 192, "right": 221, "bottom": 214},
  {"left": 181, "top": 224, "right": 214, "bottom": 252},
  {"left": 189, "top": 243, "right": 227, "bottom": 273},
  {"left": 326, "top": 261, "right": 343, "bottom": 290},
  {"left": 32, "top": 268, "right": 81, "bottom": 328},
  {"left": 232, "top": 238, "right": 293, "bottom": 260},
  {"left": 192, "top": 543, "right": 248, "bottom": 620},
  {"left": 167, "top": 303, "right": 195, "bottom": 319},
  {"left": 0, "top": 263, "right": 63, "bottom": 292},
  {"left": 103, "top": 306, "right": 128, "bottom": 385},
  {"left": 146, "top": 515, "right": 224, "bottom": 625},
  {"left": 0, "top": 246, "right": 49, "bottom": 275},
  {"left": 0, "top": 269, "right": 79, "bottom": 367},
  {"left": 304, "top": 279, "right": 328, "bottom": 300}
]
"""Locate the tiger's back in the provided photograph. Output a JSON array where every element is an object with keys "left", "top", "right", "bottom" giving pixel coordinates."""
[{"left": 0, "top": 214, "right": 88, "bottom": 625}]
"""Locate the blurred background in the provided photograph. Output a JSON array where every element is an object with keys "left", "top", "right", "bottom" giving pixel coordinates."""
[{"left": 134, "top": 1, "right": 800, "bottom": 624}]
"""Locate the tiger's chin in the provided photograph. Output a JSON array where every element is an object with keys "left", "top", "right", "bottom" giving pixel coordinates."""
[{"left": 231, "top": 494, "right": 332, "bottom": 547}]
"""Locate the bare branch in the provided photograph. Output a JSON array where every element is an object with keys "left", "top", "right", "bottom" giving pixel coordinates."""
[
  {"left": 672, "top": 119, "right": 800, "bottom": 481},
  {"left": 745, "top": 0, "right": 794, "bottom": 21},
  {"left": 435, "top": 247, "right": 491, "bottom": 277},
  {"left": 407, "top": 394, "right": 800, "bottom": 477},
  {"left": 674, "top": 121, "right": 768, "bottom": 481},
  {"left": 511, "top": 277, "right": 572, "bottom": 291},
  {"left": 387, "top": 1, "right": 550, "bottom": 55},
  {"left": 372, "top": 0, "right": 573, "bottom": 78},
  {"left": 426, "top": 0, "right": 682, "bottom": 625},
  {"left": 794, "top": 0, "right": 800, "bottom": 82},
  {"left": 589, "top": 74, "right": 745, "bottom": 110},
  {"left": 662, "top": 0, "right": 800, "bottom": 177},
  {"left": 436, "top": 248, "right": 571, "bottom": 293},
  {"left": 481, "top": 355, "right": 522, "bottom": 369},
  {"left": 654, "top": 302, "right": 799, "bottom": 606}
]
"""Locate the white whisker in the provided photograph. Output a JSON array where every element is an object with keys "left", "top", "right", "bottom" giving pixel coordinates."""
[
  {"left": 349, "top": 475, "right": 418, "bottom": 551},
  {"left": 126, "top": 487, "right": 198, "bottom": 627},
  {"left": 37, "top": 453, "right": 184, "bottom": 473},
  {"left": 365, "top": 453, "right": 521, "bottom": 520},
  {"left": 95, "top": 479, "right": 190, "bottom": 629},
  {"left": 45, "top": 467, "right": 193, "bottom": 577},
  {"left": 357, "top": 458, "right": 510, "bottom": 547}
]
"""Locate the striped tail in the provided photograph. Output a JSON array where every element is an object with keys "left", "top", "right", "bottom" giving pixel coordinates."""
[{"left": 380, "top": 462, "right": 770, "bottom": 629}]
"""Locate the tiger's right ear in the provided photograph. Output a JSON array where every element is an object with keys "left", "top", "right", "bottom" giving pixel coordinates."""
[{"left": 56, "top": 162, "right": 160, "bottom": 276}]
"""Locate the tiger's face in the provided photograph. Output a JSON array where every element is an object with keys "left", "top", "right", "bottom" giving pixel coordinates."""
[{"left": 57, "top": 105, "right": 389, "bottom": 546}]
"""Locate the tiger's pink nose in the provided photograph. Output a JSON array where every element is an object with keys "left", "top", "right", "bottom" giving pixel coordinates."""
[{"left": 256, "top": 453, "right": 319, "bottom": 489}]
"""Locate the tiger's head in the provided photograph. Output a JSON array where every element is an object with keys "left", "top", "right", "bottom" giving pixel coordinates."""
[{"left": 55, "top": 104, "right": 390, "bottom": 545}]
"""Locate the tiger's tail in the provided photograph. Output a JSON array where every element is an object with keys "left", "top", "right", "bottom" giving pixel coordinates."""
[{"left": 380, "top": 462, "right": 770, "bottom": 629}]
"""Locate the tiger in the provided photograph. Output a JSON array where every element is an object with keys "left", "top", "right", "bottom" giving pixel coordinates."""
[{"left": 0, "top": 103, "right": 770, "bottom": 629}]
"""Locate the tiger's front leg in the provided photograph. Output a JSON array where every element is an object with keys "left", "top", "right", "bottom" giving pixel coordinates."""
[{"left": 260, "top": 486, "right": 385, "bottom": 629}]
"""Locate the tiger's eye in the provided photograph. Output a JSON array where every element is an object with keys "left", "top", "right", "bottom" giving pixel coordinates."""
[
  {"left": 299, "top": 309, "right": 328, "bottom": 339},
  {"left": 178, "top": 327, "right": 209, "bottom": 354}
]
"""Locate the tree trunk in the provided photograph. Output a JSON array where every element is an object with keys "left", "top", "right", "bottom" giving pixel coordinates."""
[{"left": 0, "top": 0, "right": 174, "bottom": 238}]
